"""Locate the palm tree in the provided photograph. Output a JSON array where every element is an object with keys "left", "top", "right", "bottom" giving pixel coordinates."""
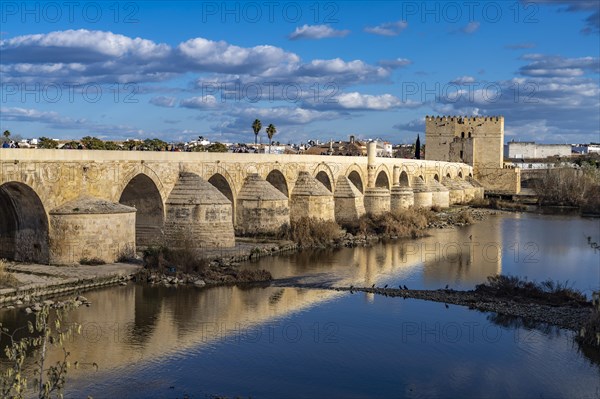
[
  {"left": 3, "top": 130, "right": 10, "bottom": 141},
  {"left": 252, "top": 119, "right": 262, "bottom": 145},
  {"left": 265, "top": 124, "right": 276, "bottom": 153}
]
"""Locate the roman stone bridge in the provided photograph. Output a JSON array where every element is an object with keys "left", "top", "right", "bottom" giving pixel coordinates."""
[{"left": 0, "top": 144, "right": 482, "bottom": 265}]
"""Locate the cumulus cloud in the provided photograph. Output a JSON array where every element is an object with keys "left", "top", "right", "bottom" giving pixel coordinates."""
[
  {"left": 289, "top": 24, "right": 350, "bottom": 40},
  {"left": 179, "top": 95, "right": 219, "bottom": 109},
  {"left": 431, "top": 73, "right": 600, "bottom": 140},
  {"left": 0, "top": 29, "right": 170, "bottom": 63},
  {"left": 519, "top": 54, "right": 600, "bottom": 77},
  {"left": 177, "top": 38, "right": 299, "bottom": 74},
  {"left": 304, "top": 92, "right": 421, "bottom": 111},
  {"left": 0, "top": 29, "right": 390, "bottom": 90},
  {"left": 364, "top": 20, "right": 408, "bottom": 36}
]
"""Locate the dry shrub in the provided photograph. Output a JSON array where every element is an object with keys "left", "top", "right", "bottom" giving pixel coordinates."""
[
  {"left": 278, "top": 217, "right": 343, "bottom": 247},
  {"left": 476, "top": 275, "right": 588, "bottom": 305},
  {"left": 345, "top": 208, "right": 434, "bottom": 238},
  {"left": 236, "top": 269, "right": 273, "bottom": 282},
  {"left": 578, "top": 292, "right": 600, "bottom": 347},
  {"left": 535, "top": 166, "right": 600, "bottom": 213},
  {"left": 143, "top": 245, "right": 208, "bottom": 274},
  {"left": 0, "top": 259, "right": 19, "bottom": 288},
  {"left": 454, "top": 210, "right": 474, "bottom": 224},
  {"left": 79, "top": 257, "right": 105, "bottom": 266}
]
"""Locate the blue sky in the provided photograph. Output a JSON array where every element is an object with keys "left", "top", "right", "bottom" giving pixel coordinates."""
[{"left": 1, "top": 0, "right": 598, "bottom": 144}]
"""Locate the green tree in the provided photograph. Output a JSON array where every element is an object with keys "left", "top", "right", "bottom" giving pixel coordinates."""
[
  {"left": 62, "top": 141, "right": 80, "bottom": 149},
  {"left": 3, "top": 130, "right": 11, "bottom": 142},
  {"left": 252, "top": 119, "right": 262, "bottom": 145},
  {"left": 206, "top": 142, "right": 228, "bottom": 152},
  {"left": 104, "top": 141, "right": 120, "bottom": 150},
  {"left": 80, "top": 136, "right": 105, "bottom": 150},
  {"left": 142, "top": 138, "right": 167, "bottom": 151},
  {"left": 265, "top": 124, "right": 277, "bottom": 153},
  {"left": 37, "top": 138, "right": 58, "bottom": 149}
]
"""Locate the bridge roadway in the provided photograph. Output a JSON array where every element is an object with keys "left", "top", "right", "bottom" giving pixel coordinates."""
[{"left": 0, "top": 147, "right": 477, "bottom": 264}]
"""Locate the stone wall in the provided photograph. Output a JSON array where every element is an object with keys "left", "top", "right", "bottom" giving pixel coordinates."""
[
  {"left": 164, "top": 173, "right": 235, "bottom": 248},
  {"left": 49, "top": 197, "right": 136, "bottom": 265},
  {"left": 475, "top": 167, "right": 521, "bottom": 194},
  {"left": 290, "top": 172, "right": 335, "bottom": 221},
  {"left": 235, "top": 174, "right": 290, "bottom": 235}
]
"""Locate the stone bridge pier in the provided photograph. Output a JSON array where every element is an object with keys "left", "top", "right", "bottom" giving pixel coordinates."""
[{"left": 0, "top": 147, "right": 481, "bottom": 265}]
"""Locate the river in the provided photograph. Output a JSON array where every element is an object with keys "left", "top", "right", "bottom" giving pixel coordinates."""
[{"left": 1, "top": 213, "right": 599, "bottom": 398}]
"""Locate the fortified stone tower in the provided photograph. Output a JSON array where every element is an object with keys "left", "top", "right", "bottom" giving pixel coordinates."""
[
  {"left": 425, "top": 116, "right": 520, "bottom": 193},
  {"left": 425, "top": 115, "right": 503, "bottom": 170}
]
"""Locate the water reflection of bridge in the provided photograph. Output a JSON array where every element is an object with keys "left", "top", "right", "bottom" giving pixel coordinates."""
[{"left": 6, "top": 218, "right": 502, "bottom": 382}]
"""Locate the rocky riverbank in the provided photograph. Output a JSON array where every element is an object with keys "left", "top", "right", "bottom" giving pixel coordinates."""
[{"left": 279, "top": 284, "right": 593, "bottom": 332}]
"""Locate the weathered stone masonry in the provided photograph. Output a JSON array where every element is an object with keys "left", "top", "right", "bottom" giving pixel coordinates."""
[{"left": 0, "top": 146, "right": 480, "bottom": 264}]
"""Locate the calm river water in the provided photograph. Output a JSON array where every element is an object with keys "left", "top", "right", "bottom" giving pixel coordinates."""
[{"left": 1, "top": 213, "right": 599, "bottom": 398}]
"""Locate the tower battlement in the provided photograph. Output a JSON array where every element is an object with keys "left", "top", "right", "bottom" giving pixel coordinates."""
[{"left": 425, "top": 115, "right": 503, "bottom": 123}]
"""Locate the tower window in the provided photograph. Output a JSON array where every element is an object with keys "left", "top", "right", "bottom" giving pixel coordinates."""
[
  {"left": 460, "top": 150, "right": 464, "bottom": 159},
  {"left": 461, "top": 132, "right": 465, "bottom": 138},
  {"left": 468, "top": 132, "right": 472, "bottom": 138}
]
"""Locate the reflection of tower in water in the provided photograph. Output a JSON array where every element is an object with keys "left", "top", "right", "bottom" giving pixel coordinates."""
[{"left": 422, "top": 218, "right": 502, "bottom": 288}]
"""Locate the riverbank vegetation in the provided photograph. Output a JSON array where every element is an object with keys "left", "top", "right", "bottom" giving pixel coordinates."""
[
  {"left": 277, "top": 217, "right": 343, "bottom": 247},
  {"left": 343, "top": 208, "right": 433, "bottom": 238},
  {"left": 0, "top": 259, "right": 19, "bottom": 289},
  {"left": 578, "top": 292, "right": 600, "bottom": 348},
  {"left": 1, "top": 300, "right": 84, "bottom": 398},
  {"left": 533, "top": 163, "right": 600, "bottom": 214},
  {"left": 475, "top": 275, "right": 589, "bottom": 307}
]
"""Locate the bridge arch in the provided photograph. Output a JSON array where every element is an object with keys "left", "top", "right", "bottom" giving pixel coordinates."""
[
  {"left": 345, "top": 164, "right": 365, "bottom": 193},
  {"left": 265, "top": 169, "right": 289, "bottom": 197},
  {"left": 0, "top": 182, "right": 49, "bottom": 263},
  {"left": 313, "top": 164, "right": 335, "bottom": 193},
  {"left": 399, "top": 171, "right": 410, "bottom": 187},
  {"left": 442, "top": 164, "right": 459, "bottom": 179},
  {"left": 119, "top": 173, "right": 165, "bottom": 248},
  {"left": 375, "top": 166, "right": 391, "bottom": 189},
  {"left": 315, "top": 171, "right": 333, "bottom": 192},
  {"left": 434, "top": 174, "right": 440, "bottom": 182},
  {"left": 208, "top": 173, "right": 236, "bottom": 222},
  {"left": 458, "top": 170, "right": 463, "bottom": 179}
]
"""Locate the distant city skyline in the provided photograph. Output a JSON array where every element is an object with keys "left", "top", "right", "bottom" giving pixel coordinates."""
[{"left": 1, "top": 1, "right": 598, "bottom": 144}]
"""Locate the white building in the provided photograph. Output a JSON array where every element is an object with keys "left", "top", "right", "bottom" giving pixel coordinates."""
[{"left": 506, "top": 141, "right": 571, "bottom": 159}]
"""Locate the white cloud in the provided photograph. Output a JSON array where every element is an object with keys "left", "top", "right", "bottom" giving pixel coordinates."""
[
  {"left": 378, "top": 58, "right": 412, "bottom": 69},
  {"left": 289, "top": 25, "right": 350, "bottom": 40},
  {"left": 519, "top": 54, "right": 600, "bottom": 77},
  {"left": 460, "top": 22, "right": 480, "bottom": 34},
  {"left": 307, "top": 92, "right": 421, "bottom": 110},
  {"left": 180, "top": 95, "right": 219, "bottom": 109},
  {"left": 451, "top": 76, "right": 477, "bottom": 85},
  {"left": 177, "top": 38, "right": 299, "bottom": 74},
  {"left": 149, "top": 96, "right": 178, "bottom": 108},
  {"left": 364, "top": 20, "right": 408, "bottom": 36}
]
